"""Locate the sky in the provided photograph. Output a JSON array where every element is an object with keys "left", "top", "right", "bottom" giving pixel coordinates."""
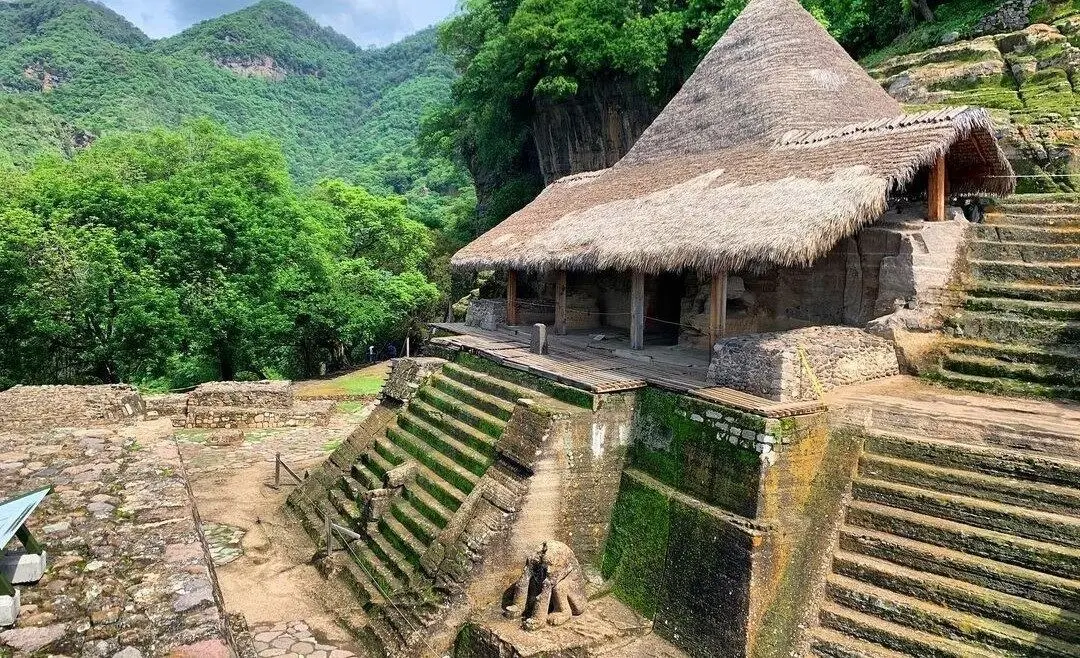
[{"left": 98, "top": 0, "right": 459, "bottom": 47}]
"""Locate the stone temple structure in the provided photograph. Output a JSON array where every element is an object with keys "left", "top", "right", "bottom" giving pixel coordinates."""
[{"left": 287, "top": 3, "right": 1078, "bottom": 658}]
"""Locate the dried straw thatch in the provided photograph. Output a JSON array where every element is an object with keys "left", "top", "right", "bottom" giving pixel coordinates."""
[{"left": 452, "top": 0, "right": 1015, "bottom": 275}]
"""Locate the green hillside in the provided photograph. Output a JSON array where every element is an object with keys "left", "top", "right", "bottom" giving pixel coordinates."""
[{"left": 0, "top": 0, "right": 472, "bottom": 227}]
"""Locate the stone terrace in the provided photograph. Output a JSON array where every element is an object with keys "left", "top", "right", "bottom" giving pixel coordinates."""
[{"left": 0, "top": 420, "right": 232, "bottom": 657}]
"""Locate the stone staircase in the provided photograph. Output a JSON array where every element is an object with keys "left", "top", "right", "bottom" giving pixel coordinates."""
[
  {"left": 934, "top": 194, "right": 1080, "bottom": 400},
  {"left": 809, "top": 431, "right": 1080, "bottom": 658},
  {"left": 289, "top": 358, "right": 555, "bottom": 653}
]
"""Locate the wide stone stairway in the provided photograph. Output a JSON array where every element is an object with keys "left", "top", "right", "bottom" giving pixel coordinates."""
[
  {"left": 289, "top": 358, "right": 563, "bottom": 652},
  {"left": 936, "top": 194, "right": 1080, "bottom": 400},
  {"left": 810, "top": 428, "right": 1080, "bottom": 657}
]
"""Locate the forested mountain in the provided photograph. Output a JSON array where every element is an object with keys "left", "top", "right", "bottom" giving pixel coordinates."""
[{"left": 0, "top": 0, "right": 473, "bottom": 228}]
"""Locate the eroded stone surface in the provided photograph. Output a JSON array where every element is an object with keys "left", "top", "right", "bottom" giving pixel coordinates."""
[
  {"left": 203, "top": 522, "right": 246, "bottom": 567},
  {"left": 248, "top": 621, "right": 355, "bottom": 658},
  {"left": 0, "top": 420, "right": 229, "bottom": 656}
]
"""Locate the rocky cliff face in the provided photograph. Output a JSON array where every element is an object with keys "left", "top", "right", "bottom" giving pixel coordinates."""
[
  {"left": 531, "top": 80, "right": 659, "bottom": 184},
  {"left": 871, "top": 4, "right": 1080, "bottom": 192}
]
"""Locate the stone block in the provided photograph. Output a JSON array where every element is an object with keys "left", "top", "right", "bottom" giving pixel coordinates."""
[
  {"left": 530, "top": 323, "right": 549, "bottom": 355},
  {"left": 466, "top": 299, "right": 508, "bottom": 331},
  {"left": 0, "top": 591, "right": 18, "bottom": 627},
  {"left": 382, "top": 357, "right": 445, "bottom": 403},
  {"left": 0, "top": 551, "right": 45, "bottom": 585}
]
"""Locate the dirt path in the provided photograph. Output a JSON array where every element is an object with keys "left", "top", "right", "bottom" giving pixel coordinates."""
[{"left": 178, "top": 411, "right": 375, "bottom": 658}]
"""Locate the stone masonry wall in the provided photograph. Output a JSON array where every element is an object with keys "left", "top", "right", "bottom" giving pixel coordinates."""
[
  {"left": 188, "top": 380, "right": 294, "bottom": 408},
  {"left": 0, "top": 384, "right": 145, "bottom": 430},
  {"left": 601, "top": 389, "right": 851, "bottom": 658},
  {"left": 708, "top": 327, "right": 900, "bottom": 402}
]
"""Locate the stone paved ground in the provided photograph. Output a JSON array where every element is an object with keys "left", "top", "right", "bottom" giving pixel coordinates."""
[
  {"left": 203, "top": 523, "right": 245, "bottom": 567},
  {"left": 249, "top": 621, "right": 355, "bottom": 658},
  {"left": 176, "top": 402, "right": 374, "bottom": 479},
  {"left": 0, "top": 419, "right": 231, "bottom": 657}
]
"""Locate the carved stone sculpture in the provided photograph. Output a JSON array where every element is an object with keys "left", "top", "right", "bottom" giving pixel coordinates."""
[{"left": 504, "top": 541, "right": 588, "bottom": 630}]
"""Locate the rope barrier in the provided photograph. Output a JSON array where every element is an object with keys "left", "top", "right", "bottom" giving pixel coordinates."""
[{"left": 795, "top": 344, "right": 826, "bottom": 401}]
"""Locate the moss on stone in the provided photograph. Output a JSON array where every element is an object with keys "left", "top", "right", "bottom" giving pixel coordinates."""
[
  {"left": 629, "top": 388, "right": 764, "bottom": 516},
  {"left": 454, "top": 351, "right": 594, "bottom": 409},
  {"left": 601, "top": 473, "right": 672, "bottom": 618}
]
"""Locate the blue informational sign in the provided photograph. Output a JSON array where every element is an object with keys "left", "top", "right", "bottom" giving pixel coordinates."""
[{"left": 0, "top": 487, "right": 51, "bottom": 551}]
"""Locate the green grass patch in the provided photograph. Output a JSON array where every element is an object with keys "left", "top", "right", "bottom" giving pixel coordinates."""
[{"left": 334, "top": 400, "right": 366, "bottom": 414}]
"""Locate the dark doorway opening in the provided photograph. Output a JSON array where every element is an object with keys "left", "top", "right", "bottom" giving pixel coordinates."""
[{"left": 646, "top": 272, "right": 684, "bottom": 345}]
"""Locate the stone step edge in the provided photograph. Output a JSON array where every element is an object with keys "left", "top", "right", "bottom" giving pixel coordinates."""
[
  {"left": 831, "top": 549, "right": 1080, "bottom": 642},
  {"left": 859, "top": 452, "right": 1080, "bottom": 516},
  {"left": 826, "top": 573, "right": 1080, "bottom": 657},
  {"left": 818, "top": 601, "right": 1000, "bottom": 658},
  {"left": 838, "top": 524, "right": 1080, "bottom": 611}
]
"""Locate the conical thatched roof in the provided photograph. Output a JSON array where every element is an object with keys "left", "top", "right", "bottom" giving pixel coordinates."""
[{"left": 452, "top": 0, "right": 1015, "bottom": 275}]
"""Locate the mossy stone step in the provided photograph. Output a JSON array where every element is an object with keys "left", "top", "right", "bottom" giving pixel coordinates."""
[
  {"left": 973, "top": 224, "right": 1080, "bottom": 245},
  {"left": 968, "top": 281, "right": 1080, "bottom": 303},
  {"left": 864, "top": 433, "right": 1080, "bottom": 489},
  {"left": 351, "top": 459, "right": 382, "bottom": 491},
  {"left": 853, "top": 477, "right": 1080, "bottom": 548},
  {"left": 955, "top": 310, "right": 1080, "bottom": 347},
  {"left": 441, "top": 362, "right": 536, "bottom": 406},
  {"left": 943, "top": 353, "right": 1080, "bottom": 387},
  {"left": 429, "top": 372, "right": 515, "bottom": 422},
  {"left": 406, "top": 396, "right": 498, "bottom": 462},
  {"left": 971, "top": 240, "right": 1080, "bottom": 262},
  {"left": 838, "top": 525, "right": 1080, "bottom": 612},
  {"left": 831, "top": 550, "right": 1080, "bottom": 644},
  {"left": 397, "top": 407, "right": 492, "bottom": 477},
  {"left": 989, "top": 212, "right": 1080, "bottom": 227},
  {"left": 971, "top": 260, "right": 1080, "bottom": 286},
  {"left": 339, "top": 473, "right": 367, "bottom": 501},
  {"left": 402, "top": 481, "right": 452, "bottom": 530},
  {"left": 809, "top": 626, "right": 912, "bottom": 658},
  {"left": 818, "top": 601, "right": 999, "bottom": 658},
  {"left": 372, "top": 432, "right": 467, "bottom": 511},
  {"left": 859, "top": 452, "right": 1080, "bottom": 517},
  {"left": 373, "top": 438, "right": 407, "bottom": 469},
  {"left": 379, "top": 513, "right": 427, "bottom": 567},
  {"left": 386, "top": 423, "right": 478, "bottom": 495},
  {"left": 328, "top": 488, "right": 363, "bottom": 527},
  {"left": 355, "top": 541, "right": 405, "bottom": 596},
  {"left": 845, "top": 500, "right": 1080, "bottom": 580},
  {"left": 366, "top": 529, "right": 416, "bottom": 585},
  {"left": 391, "top": 498, "right": 439, "bottom": 546},
  {"left": 363, "top": 448, "right": 396, "bottom": 481},
  {"left": 927, "top": 368, "right": 1080, "bottom": 403},
  {"left": 417, "top": 384, "right": 505, "bottom": 442},
  {"left": 334, "top": 554, "right": 385, "bottom": 610},
  {"left": 963, "top": 296, "right": 1080, "bottom": 321},
  {"left": 943, "top": 339, "right": 1080, "bottom": 370},
  {"left": 825, "top": 574, "right": 1080, "bottom": 658}
]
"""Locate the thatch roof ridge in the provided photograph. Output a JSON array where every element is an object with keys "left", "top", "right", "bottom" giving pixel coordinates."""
[
  {"left": 619, "top": 0, "right": 901, "bottom": 167},
  {"left": 450, "top": 0, "right": 1016, "bottom": 275}
]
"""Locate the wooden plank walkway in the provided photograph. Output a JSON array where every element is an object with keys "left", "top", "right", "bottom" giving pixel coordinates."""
[{"left": 429, "top": 323, "right": 826, "bottom": 416}]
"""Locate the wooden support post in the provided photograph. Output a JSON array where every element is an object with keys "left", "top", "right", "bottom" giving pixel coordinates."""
[
  {"left": 709, "top": 271, "right": 729, "bottom": 347},
  {"left": 928, "top": 154, "right": 946, "bottom": 222},
  {"left": 554, "top": 270, "right": 567, "bottom": 335},
  {"left": 507, "top": 270, "right": 519, "bottom": 326},
  {"left": 630, "top": 271, "right": 645, "bottom": 350}
]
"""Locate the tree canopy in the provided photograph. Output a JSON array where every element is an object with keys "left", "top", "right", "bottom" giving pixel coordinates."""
[{"left": 0, "top": 120, "right": 440, "bottom": 390}]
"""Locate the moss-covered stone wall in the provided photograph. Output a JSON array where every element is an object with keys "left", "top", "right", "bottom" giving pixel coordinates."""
[{"left": 602, "top": 389, "right": 855, "bottom": 658}]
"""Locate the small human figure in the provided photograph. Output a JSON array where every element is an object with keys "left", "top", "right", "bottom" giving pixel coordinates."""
[
  {"left": 387, "top": 343, "right": 398, "bottom": 359},
  {"left": 368, "top": 345, "right": 375, "bottom": 363}
]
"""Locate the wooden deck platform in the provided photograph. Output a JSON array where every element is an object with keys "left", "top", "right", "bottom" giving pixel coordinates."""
[{"left": 429, "top": 323, "right": 825, "bottom": 418}]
